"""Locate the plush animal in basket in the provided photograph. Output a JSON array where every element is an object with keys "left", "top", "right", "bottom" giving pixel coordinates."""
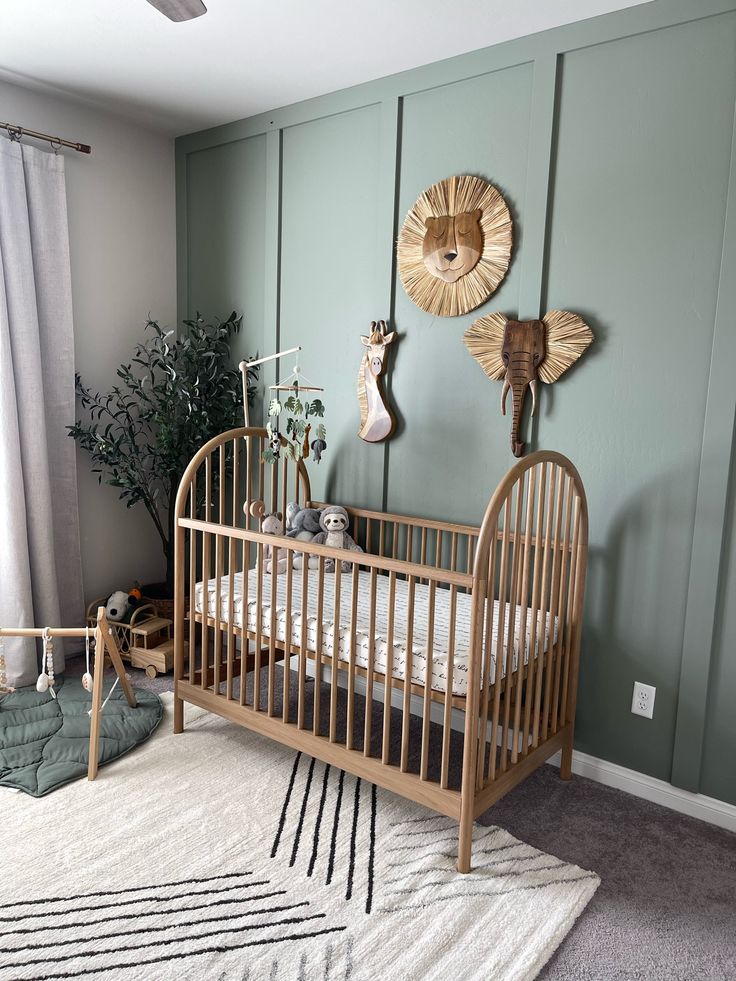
[
  {"left": 105, "top": 587, "right": 141, "bottom": 623},
  {"left": 309, "top": 505, "right": 363, "bottom": 572},
  {"left": 262, "top": 511, "right": 288, "bottom": 574},
  {"left": 286, "top": 503, "right": 325, "bottom": 570}
]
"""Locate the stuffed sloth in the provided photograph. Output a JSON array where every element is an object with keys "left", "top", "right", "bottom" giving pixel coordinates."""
[{"left": 309, "top": 506, "right": 363, "bottom": 572}]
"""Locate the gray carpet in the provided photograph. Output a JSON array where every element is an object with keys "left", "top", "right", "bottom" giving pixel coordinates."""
[{"left": 65, "top": 654, "right": 736, "bottom": 980}]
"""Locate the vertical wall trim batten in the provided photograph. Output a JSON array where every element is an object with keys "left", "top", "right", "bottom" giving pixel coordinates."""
[
  {"left": 262, "top": 128, "right": 283, "bottom": 394},
  {"left": 517, "top": 53, "right": 558, "bottom": 321},
  {"left": 376, "top": 97, "right": 402, "bottom": 513},
  {"left": 175, "top": 144, "right": 190, "bottom": 326},
  {"left": 671, "top": 90, "right": 736, "bottom": 793}
]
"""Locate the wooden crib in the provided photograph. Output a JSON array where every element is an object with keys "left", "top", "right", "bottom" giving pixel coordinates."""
[{"left": 173, "top": 426, "right": 588, "bottom": 872}]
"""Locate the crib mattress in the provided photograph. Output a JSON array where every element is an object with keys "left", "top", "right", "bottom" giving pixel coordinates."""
[{"left": 195, "top": 568, "right": 557, "bottom": 697}]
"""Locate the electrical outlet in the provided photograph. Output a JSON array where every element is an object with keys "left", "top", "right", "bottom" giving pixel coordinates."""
[{"left": 631, "top": 681, "right": 656, "bottom": 719}]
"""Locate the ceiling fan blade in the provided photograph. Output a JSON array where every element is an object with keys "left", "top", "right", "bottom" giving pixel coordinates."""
[{"left": 145, "top": 0, "right": 207, "bottom": 22}]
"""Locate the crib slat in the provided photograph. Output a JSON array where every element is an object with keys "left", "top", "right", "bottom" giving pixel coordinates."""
[
  {"left": 551, "top": 478, "right": 574, "bottom": 735},
  {"left": 283, "top": 547, "right": 294, "bottom": 723},
  {"left": 225, "top": 535, "right": 235, "bottom": 702},
  {"left": 188, "top": 473, "right": 196, "bottom": 684},
  {"left": 440, "top": 584, "right": 457, "bottom": 789},
  {"left": 406, "top": 525, "right": 414, "bottom": 566},
  {"left": 382, "top": 571, "right": 397, "bottom": 765},
  {"left": 435, "top": 530, "right": 443, "bottom": 572},
  {"left": 329, "top": 562, "right": 342, "bottom": 743},
  {"left": 400, "top": 575, "right": 416, "bottom": 773},
  {"left": 213, "top": 529, "right": 223, "bottom": 695},
  {"left": 488, "top": 494, "right": 511, "bottom": 782},
  {"left": 269, "top": 454, "right": 278, "bottom": 515},
  {"left": 363, "top": 567, "right": 378, "bottom": 758},
  {"left": 313, "top": 556, "right": 325, "bottom": 736},
  {"left": 347, "top": 562, "right": 359, "bottom": 751},
  {"left": 246, "top": 437, "right": 254, "bottom": 530},
  {"left": 560, "top": 496, "right": 582, "bottom": 728},
  {"left": 532, "top": 464, "right": 557, "bottom": 747},
  {"left": 420, "top": 527, "right": 427, "bottom": 585},
  {"left": 476, "top": 530, "right": 497, "bottom": 787},
  {"left": 511, "top": 464, "right": 536, "bottom": 763},
  {"left": 239, "top": 532, "right": 250, "bottom": 707},
  {"left": 268, "top": 541, "right": 278, "bottom": 717},
  {"left": 500, "top": 472, "right": 525, "bottom": 772},
  {"left": 542, "top": 468, "right": 565, "bottom": 741},
  {"left": 298, "top": 553, "right": 309, "bottom": 729},
  {"left": 201, "top": 454, "right": 212, "bottom": 690},
  {"left": 420, "top": 580, "right": 436, "bottom": 781},
  {"left": 522, "top": 462, "right": 547, "bottom": 753},
  {"left": 281, "top": 456, "right": 288, "bottom": 533},
  {"left": 254, "top": 542, "right": 264, "bottom": 711},
  {"left": 227, "top": 439, "right": 238, "bottom": 701}
]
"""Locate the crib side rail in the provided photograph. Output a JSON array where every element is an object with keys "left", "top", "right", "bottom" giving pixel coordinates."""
[
  {"left": 466, "top": 451, "right": 589, "bottom": 807},
  {"left": 311, "top": 500, "right": 481, "bottom": 586},
  {"left": 176, "top": 512, "right": 473, "bottom": 793}
]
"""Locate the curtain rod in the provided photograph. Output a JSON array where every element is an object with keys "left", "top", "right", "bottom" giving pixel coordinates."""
[{"left": 0, "top": 121, "right": 91, "bottom": 154}]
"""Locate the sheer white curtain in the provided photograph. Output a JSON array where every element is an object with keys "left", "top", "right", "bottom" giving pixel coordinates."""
[{"left": 0, "top": 136, "right": 84, "bottom": 686}]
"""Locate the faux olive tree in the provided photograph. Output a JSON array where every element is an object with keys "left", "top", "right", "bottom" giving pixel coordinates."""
[{"left": 69, "top": 313, "right": 258, "bottom": 595}]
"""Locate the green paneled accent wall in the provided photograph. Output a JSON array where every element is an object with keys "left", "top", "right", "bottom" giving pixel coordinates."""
[
  {"left": 185, "top": 135, "right": 267, "bottom": 365},
  {"left": 176, "top": 0, "right": 736, "bottom": 805},
  {"left": 279, "top": 106, "right": 384, "bottom": 508}
]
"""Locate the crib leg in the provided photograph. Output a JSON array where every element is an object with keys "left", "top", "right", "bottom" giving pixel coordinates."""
[
  {"left": 560, "top": 726, "right": 574, "bottom": 780},
  {"left": 457, "top": 800, "right": 474, "bottom": 873},
  {"left": 174, "top": 694, "right": 184, "bottom": 734}
]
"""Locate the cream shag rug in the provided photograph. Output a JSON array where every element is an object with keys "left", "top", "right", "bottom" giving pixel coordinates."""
[{"left": 0, "top": 694, "right": 599, "bottom": 981}]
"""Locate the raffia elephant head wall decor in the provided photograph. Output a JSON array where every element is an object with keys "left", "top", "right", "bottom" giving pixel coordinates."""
[
  {"left": 463, "top": 310, "right": 594, "bottom": 457},
  {"left": 398, "top": 174, "right": 512, "bottom": 317}
]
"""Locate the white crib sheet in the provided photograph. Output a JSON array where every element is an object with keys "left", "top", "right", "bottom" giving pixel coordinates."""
[{"left": 194, "top": 568, "right": 556, "bottom": 697}]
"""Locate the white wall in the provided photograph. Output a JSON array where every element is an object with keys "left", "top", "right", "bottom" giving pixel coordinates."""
[{"left": 1, "top": 80, "right": 176, "bottom": 601}]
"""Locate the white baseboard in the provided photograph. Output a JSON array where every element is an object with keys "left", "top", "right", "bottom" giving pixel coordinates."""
[
  {"left": 547, "top": 748, "right": 736, "bottom": 834},
  {"left": 294, "top": 656, "right": 736, "bottom": 834}
]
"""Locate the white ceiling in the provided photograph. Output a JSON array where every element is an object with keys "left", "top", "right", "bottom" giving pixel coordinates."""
[{"left": 0, "top": 0, "right": 651, "bottom": 136}]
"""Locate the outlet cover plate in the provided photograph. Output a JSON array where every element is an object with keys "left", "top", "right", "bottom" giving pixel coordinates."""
[{"left": 632, "top": 681, "right": 656, "bottom": 719}]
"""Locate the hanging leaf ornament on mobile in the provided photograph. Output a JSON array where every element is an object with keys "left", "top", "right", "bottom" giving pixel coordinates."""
[{"left": 262, "top": 359, "right": 327, "bottom": 466}]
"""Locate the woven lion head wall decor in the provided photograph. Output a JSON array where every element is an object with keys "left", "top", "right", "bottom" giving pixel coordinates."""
[
  {"left": 464, "top": 311, "right": 594, "bottom": 457},
  {"left": 397, "top": 174, "right": 513, "bottom": 317}
]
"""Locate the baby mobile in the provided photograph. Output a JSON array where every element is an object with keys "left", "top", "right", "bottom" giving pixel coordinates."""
[{"left": 241, "top": 346, "right": 327, "bottom": 464}]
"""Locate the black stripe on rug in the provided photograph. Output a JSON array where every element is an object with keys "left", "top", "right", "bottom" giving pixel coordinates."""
[
  {"left": 5, "top": 912, "right": 332, "bottom": 972},
  {"left": 3, "top": 901, "right": 311, "bottom": 953},
  {"left": 307, "top": 763, "right": 331, "bottom": 877},
  {"left": 0, "top": 871, "right": 255, "bottom": 910},
  {"left": 325, "top": 767, "right": 345, "bottom": 886},
  {"left": 25, "top": 925, "right": 349, "bottom": 981},
  {"left": 290, "top": 756, "right": 316, "bottom": 867},
  {"left": 0, "top": 878, "right": 273, "bottom": 925},
  {"left": 366, "top": 782, "right": 377, "bottom": 914},
  {"left": 0, "top": 889, "right": 287, "bottom": 938},
  {"left": 271, "top": 751, "right": 302, "bottom": 858},
  {"left": 345, "top": 777, "right": 361, "bottom": 902}
]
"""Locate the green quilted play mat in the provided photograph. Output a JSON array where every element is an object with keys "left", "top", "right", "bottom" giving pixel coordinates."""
[{"left": 0, "top": 679, "right": 162, "bottom": 796}]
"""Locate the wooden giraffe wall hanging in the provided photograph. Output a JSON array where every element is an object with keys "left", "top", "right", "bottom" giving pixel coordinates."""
[{"left": 357, "top": 320, "right": 396, "bottom": 443}]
